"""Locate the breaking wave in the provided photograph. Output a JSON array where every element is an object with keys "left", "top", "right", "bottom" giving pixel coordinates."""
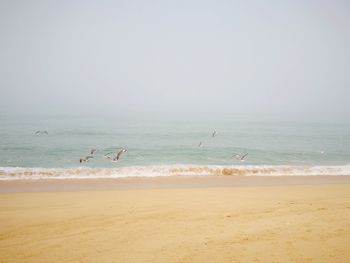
[{"left": 1, "top": 165, "right": 350, "bottom": 180}]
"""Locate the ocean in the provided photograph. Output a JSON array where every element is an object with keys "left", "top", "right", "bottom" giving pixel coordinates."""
[{"left": 1, "top": 117, "right": 349, "bottom": 179}]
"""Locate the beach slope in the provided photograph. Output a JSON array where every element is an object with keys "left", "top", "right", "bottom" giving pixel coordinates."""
[{"left": 1, "top": 184, "right": 350, "bottom": 262}]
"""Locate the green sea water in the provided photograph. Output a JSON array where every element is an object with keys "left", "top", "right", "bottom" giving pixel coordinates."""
[{"left": 0, "top": 116, "right": 349, "bottom": 179}]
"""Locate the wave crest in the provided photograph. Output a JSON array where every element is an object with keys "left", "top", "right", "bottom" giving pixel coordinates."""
[{"left": 0, "top": 165, "right": 350, "bottom": 180}]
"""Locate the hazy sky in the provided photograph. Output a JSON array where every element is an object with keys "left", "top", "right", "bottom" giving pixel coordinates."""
[{"left": 1, "top": 0, "right": 349, "bottom": 121}]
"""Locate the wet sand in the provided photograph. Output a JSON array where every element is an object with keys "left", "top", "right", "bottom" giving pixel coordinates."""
[
  {"left": 0, "top": 178, "right": 350, "bottom": 262},
  {"left": 1, "top": 175, "right": 350, "bottom": 192}
]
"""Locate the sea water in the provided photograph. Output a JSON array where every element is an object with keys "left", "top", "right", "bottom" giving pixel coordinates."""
[{"left": 0, "top": 116, "right": 349, "bottom": 179}]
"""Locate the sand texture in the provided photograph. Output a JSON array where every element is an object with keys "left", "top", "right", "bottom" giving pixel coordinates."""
[{"left": 1, "top": 184, "right": 350, "bottom": 262}]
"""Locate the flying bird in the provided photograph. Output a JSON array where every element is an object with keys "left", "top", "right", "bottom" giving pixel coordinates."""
[
  {"left": 79, "top": 155, "right": 93, "bottom": 163},
  {"left": 79, "top": 148, "right": 97, "bottom": 163},
  {"left": 198, "top": 141, "right": 203, "bottom": 147},
  {"left": 104, "top": 148, "right": 127, "bottom": 162},
  {"left": 234, "top": 153, "right": 248, "bottom": 162},
  {"left": 212, "top": 130, "right": 217, "bottom": 137},
  {"left": 35, "top": 130, "right": 48, "bottom": 135}
]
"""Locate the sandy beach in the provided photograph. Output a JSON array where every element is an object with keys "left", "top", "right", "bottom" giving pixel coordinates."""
[
  {"left": 1, "top": 177, "right": 350, "bottom": 262},
  {"left": 2, "top": 0, "right": 350, "bottom": 261}
]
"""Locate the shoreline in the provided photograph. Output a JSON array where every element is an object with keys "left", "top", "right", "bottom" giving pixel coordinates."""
[{"left": 1, "top": 175, "right": 350, "bottom": 193}]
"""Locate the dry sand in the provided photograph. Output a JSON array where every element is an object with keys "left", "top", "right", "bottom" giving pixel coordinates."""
[{"left": 0, "top": 183, "right": 350, "bottom": 262}]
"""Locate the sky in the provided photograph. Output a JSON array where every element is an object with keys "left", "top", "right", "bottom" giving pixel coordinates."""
[{"left": 0, "top": 0, "right": 349, "bottom": 122}]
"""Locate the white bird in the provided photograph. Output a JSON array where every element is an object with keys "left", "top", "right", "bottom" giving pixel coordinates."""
[
  {"left": 79, "top": 149, "right": 97, "bottom": 163},
  {"left": 104, "top": 154, "right": 118, "bottom": 162},
  {"left": 80, "top": 155, "right": 93, "bottom": 163},
  {"left": 35, "top": 130, "right": 48, "bottom": 135},
  {"left": 198, "top": 141, "right": 203, "bottom": 147},
  {"left": 234, "top": 153, "right": 248, "bottom": 162},
  {"left": 212, "top": 130, "right": 217, "bottom": 137},
  {"left": 104, "top": 148, "right": 127, "bottom": 162}
]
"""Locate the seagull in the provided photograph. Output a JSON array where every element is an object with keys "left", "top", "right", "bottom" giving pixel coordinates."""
[
  {"left": 79, "top": 149, "right": 97, "bottom": 163},
  {"left": 212, "top": 130, "right": 217, "bottom": 137},
  {"left": 104, "top": 154, "right": 118, "bottom": 162},
  {"left": 234, "top": 153, "right": 248, "bottom": 162},
  {"left": 35, "top": 130, "right": 48, "bottom": 135},
  {"left": 104, "top": 148, "right": 127, "bottom": 162},
  {"left": 80, "top": 155, "right": 93, "bottom": 163},
  {"left": 198, "top": 141, "right": 203, "bottom": 147}
]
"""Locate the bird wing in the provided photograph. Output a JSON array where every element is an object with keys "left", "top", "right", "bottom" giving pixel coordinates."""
[
  {"left": 116, "top": 149, "right": 124, "bottom": 160},
  {"left": 233, "top": 154, "right": 240, "bottom": 159},
  {"left": 104, "top": 152, "right": 114, "bottom": 159},
  {"left": 241, "top": 153, "right": 248, "bottom": 160}
]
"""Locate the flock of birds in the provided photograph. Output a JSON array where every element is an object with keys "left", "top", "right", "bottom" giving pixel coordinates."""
[
  {"left": 198, "top": 130, "right": 249, "bottom": 162},
  {"left": 34, "top": 130, "right": 128, "bottom": 164},
  {"left": 79, "top": 148, "right": 128, "bottom": 163},
  {"left": 35, "top": 129, "right": 249, "bottom": 164}
]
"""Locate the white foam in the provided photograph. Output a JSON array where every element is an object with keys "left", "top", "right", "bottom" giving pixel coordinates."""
[{"left": 1, "top": 165, "right": 350, "bottom": 180}]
